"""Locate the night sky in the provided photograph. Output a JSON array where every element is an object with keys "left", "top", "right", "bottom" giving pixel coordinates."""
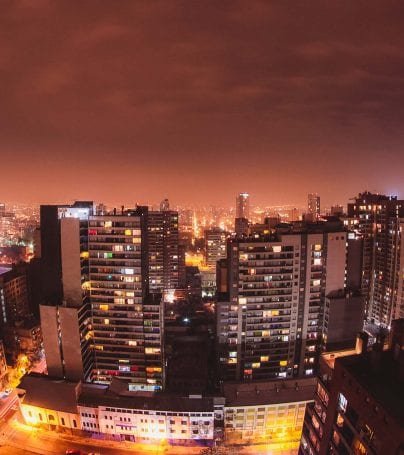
[{"left": 1, "top": 1, "right": 404, "bottom": 207}]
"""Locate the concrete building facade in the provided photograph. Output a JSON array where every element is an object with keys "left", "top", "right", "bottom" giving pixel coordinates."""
[{"left": 217, "top": 221, "right": 348, "bottom": 382}]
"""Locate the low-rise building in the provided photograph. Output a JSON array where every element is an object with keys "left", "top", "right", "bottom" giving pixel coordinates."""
[
  {"left": 77, "top": 378, "right": 220, "bottom": 445},
  {"left": 223, "top": 377, "right": 316, "bottom": 451},
  {"left": 18, "top": 375, "right": 81, "bottom": 433},
  {"left": 18, "top": 375, "right": 222, "bottom": 446}
]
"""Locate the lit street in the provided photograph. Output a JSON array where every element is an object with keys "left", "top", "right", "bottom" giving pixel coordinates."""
[
  {"left": 0, "top": 415, "right": 298, "bottom": 455},
  {"left": 0, "top": 417, "right": 206, "bottom": 455}
]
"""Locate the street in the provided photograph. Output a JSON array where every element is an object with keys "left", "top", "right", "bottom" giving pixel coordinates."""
[
  {"left": 0, "top": 410, "right": 298, "bottom": 455},
  {"left": 0, "top": 417, "right": 206, "bottom": 455}
]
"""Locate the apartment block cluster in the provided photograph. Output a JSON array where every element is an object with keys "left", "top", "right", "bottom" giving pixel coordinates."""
[{"left": 5, "top": 191, "right": 404, "bottom": 451}]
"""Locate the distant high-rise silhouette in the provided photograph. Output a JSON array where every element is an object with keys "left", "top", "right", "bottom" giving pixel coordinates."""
[
  {"left": 236, "top": 193, "right": 250, "bottom": 219},
  {"left": 307, "top": 193, "right": 320, "bottom": 220}
]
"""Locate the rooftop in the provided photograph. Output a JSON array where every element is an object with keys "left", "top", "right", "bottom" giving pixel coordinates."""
[
  {"left": 0, "top": 266, "right": 11, "bottom": 277},
  {"left": 321, "top": 348, "right": 358, "bottom": 370},
  {"left": 337, "top": 350, "right": 404, "bottom": 424},
  {"left": 78, "top": 378, "right": 216, "bottom": 413},
  {"left": 19, "top": 374, "right": 79, "bottom": 414},
  {"left": 223, "top": 377, "right": 316, "bottom": 407}
]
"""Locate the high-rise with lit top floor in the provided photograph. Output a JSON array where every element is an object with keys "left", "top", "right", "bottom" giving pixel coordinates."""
[
  {"left": 39, "top": 201, "right": 94, "bottom": 381},
  {"left": 236, "top": 193, "right": 250, "bottom": 219},
  {"left": 39, "top": 203, "right": 165, "bottom": 391}
]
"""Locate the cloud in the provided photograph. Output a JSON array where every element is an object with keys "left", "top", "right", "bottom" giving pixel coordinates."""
[{"left": 1, "top": 0, "right": 404, "bottom": 204}]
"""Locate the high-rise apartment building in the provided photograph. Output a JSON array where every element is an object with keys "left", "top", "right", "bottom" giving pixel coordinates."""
[
  {"left": 39, "top": 203, "right": 165, "bottom": 390},
  {"left": 236, "top": 193, "right": 250, "bottom": 220},
  {"left": 148, "top": 208, "right": 179, "bottom": 294},
  {"left": 217, "top": 220, "right": 349, "bottom": 382},
  {"left": 347, "top": 192, "right": 404, "bottom": 326},
  {"left": 88, "top": 208, "right": 164, "bottom": 390},
  {"left": 160, "top": 198, "right": 170, "bottom": 212},
  {"left": 204, "top": 228, "right": 227, "bottom": 268},
  {"left": 39, "top": 202, "right": 94, "bottom": 381},
  {"left": 307, "top": 194, "right": 321, "bottom": 221},
  {"left": 235, "top": 217, "right": 249, "bottom": 237},
  {"left": 0, "top": 266, "right": 30, "bottom": 326}
]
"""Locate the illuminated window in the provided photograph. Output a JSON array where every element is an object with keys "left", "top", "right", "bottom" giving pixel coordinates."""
[
  {"left": 132, "top": 237, "right": 141, "bottom": 244},
  {"left": 125, "top": 229, "right": 132, "bottom": 236},
  {"left": 313, "top": 258, "right": 322, "bottom": 266},
  {"left": 279, "top": 360, "right": 287, "bottom": 367},
  {"left": 100, "top": 305, "right": 109, "bottom": 311},
  {"left": 128, "top": 341, "right": 137, "bottom": 346},
  {"left": 353, "top": 440, "right": 367, "bottom": 455},
  {"left": 146, "top": 367, "right": 162, "bottom": 373},
  {"left": 314, "top": 244, "right": 322, "bottom": 251},
  {"left": 104, "top": 319, "right": 110, "bottom": 325},
  {"left": 260, "top": 356, "right": 269, "bottom": 362},
  {"left": 273, "top": 246, "right": 282, "bottom": 253},
  {"left": 238, "top": 297, "right": 247, "bottom": 305},
  {"left": 338, "top": 393, "right": 348, "bottom": 412},
  {"left": 252, "top": 362, "right": 261, "bottom": 369}
]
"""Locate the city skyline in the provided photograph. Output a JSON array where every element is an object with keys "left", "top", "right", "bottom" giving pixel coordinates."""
[
  {"left": 1, "top": 1, "right": 404, "bottom": 205},
  {"left": 1, "top": 2, "right": 404, "bottom": 453},
  {"left": 1, "top": 189, "right": 403, "bottom": 212}
]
